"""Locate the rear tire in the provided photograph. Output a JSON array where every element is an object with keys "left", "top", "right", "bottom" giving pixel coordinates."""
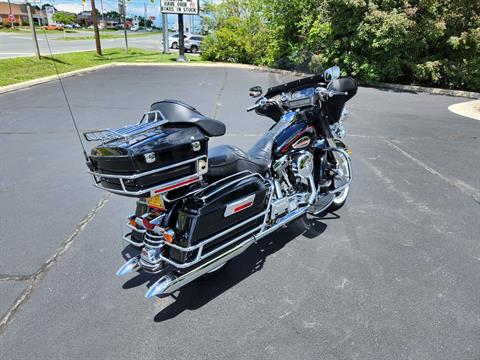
[
  {"left": 171, "top": 42, "right": 178, "bottom": 49},
  {"left": 190, "top": 45, "right": 198, "bottom": 53}
]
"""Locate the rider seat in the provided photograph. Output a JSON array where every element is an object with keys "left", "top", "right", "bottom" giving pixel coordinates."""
[{"left": 208, "top": 127, "right": 279, "bottom": 177}]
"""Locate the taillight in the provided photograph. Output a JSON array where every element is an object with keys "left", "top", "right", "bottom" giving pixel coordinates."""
[{"left": 163, "top": 228, "right": 175, "bottom": 243}]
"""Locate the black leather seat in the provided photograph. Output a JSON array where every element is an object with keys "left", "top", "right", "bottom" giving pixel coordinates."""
[
  {"left": 208, "top": 144, "right": 269, "bottom": 177},
  {"left": 208, "top": 126, "right": 282, "bottom": 177},
  {"left": 150, "top": 99, "right": 226, "bottom": 137}
]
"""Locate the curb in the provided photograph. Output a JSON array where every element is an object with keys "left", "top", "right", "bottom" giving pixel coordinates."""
[
  {"left": 1, "top": 61, "right": 479, "bottom": 99},
  {"left": 0, "top": 63, "right": 117, "bottom": 95},
  {"left": 361, "top": 81, "right": 480, "bottom": 99}
]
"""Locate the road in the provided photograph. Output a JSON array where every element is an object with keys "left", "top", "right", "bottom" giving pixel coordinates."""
[
  {"left": 0, "top": 66, "right": 479, "bottom": 359},
  {"left": 0, "top": 30, "right": 165, "bottom": 58}
]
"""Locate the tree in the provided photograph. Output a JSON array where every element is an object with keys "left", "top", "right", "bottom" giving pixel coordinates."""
[
  {"left": 52, "top": 11, "right": 76, "bottom": 38},
  {"left": 104, "top": 11, "right": 121, "bottom": 21}
]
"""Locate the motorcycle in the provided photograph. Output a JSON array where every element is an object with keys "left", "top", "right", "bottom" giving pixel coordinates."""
[{"left": 83, "top": 65, "right": 357, "bottom": 299}]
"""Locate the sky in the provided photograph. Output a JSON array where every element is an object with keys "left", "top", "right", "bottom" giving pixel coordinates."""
[{"left": 8, "top": 0, "right": 203, "bottom": 28}]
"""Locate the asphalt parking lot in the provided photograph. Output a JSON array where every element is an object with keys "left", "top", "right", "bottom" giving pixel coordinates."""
[{"left": 0, "top": 65, "right": 479, "bottom": 359}]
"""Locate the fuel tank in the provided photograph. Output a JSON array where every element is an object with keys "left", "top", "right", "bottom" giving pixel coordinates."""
[{"left": 273, "top": 121, "right": 316, "bottom": 156}]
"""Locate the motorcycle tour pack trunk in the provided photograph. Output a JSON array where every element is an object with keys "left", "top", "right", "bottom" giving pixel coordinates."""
[
  {"left": 87, "top": 125, "right": 208, "bottom": 196},
  {"left": 170, "top": 174, "right": 269, "bottom": 264}
]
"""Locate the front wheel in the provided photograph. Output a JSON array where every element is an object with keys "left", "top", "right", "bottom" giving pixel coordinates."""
[{"left": 328, "top": 149, "right": 351, "bottom": 211}]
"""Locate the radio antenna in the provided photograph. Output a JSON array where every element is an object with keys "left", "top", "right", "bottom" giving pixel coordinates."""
[{"left": 40, "top": 23, "right": 89, "bottom": 162}]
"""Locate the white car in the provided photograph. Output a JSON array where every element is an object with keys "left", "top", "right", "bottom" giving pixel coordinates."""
[
  {"left": 130, "top": 25, "right": 139, "bottom": 32},
  {"left": 168, "top": 33, "right": 203, "bottom": 53},
  {"left": 168, "top": 33, "right": 186, "bottom": 49}
]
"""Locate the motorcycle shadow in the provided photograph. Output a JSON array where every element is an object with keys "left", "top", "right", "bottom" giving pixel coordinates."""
[{"left": 146, "top": 213, "right": 333, "bottom": 322}]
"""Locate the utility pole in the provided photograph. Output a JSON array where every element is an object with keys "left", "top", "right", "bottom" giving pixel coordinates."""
[
  {"left": 162, "top": 13, "right": 169, "bottom": 54},
  {"left": 26, "top": 3, "right": 40, "bottom": 59},
  {"left": 143, "top": 0, "right": 147, "bottom": 30},
  {"left": 90, "top": 0, "right": 102, "bottom": 55},
  {"left": 177, "top": 14, "right": 186, "bottom": 62},
  {"left": 119, "top": 0, "right": 128, "bottom": 53},
  {"left": 100, "top": 0, "right": 105, "bottom": 23}
]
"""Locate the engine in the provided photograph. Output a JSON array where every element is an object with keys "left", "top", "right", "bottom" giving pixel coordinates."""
[{"left": 270, "top": 150, "right": 315, "bottom": 220}]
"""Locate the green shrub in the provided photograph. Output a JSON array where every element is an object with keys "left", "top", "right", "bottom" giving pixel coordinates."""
[{"left": 201, "top": 0, "right": 480, "bottom": 91}]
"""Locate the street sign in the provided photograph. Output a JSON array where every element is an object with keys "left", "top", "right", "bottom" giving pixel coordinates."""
[
  {"left": 149, "top": 16, "right": 156, "bottom": 21},
  {"left": 8, "top": 14, "right": 15, "bottom": 23},
  {"left": 45, "top": 6, "right": 55, "bottom": 25},
  {"left": 160, "top": 0, "right": 199, "bottom": 15}
]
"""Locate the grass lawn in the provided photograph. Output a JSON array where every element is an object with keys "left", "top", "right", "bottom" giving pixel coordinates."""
[
  {"left": 0, "top": 48, "right": 207, "bottom": 87},
  {"left": 56, "top": 31, "right": 162, "bottom": 41},
  {"left": 0, "top": 28, "right": 76, "bottom": 34}
]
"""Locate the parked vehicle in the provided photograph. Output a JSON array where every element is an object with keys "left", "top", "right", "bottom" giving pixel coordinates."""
[
  {"left": 168, "top": 32, "right": 185, "bottom": 49},
  {"left": 168, "top": 33, "right": 203, "bottom": 52},
  {"left": 184, "top": 34, "right": 203, "bottom": 53},
  {"left": 45, "top": 24, "right": 64, "bottom": 30},
  {"left": 83, "top": 66, "right": 357, "bottom": 299},
  {"left": 145, "top": 27, "right": 153, "bottom": 32},
  {"left": 130, "top": 25, "right": 139, "bottom": 32}
]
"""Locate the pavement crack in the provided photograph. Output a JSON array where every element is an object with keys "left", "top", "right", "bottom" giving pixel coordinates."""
[
  {"left": 213, "top": 67, "right": 228, "bottom": 119},
  {"left": 0, "top": 193, "right": 111, "bottom": 335},
  {"left": 383, "top": 137, "right": 480, "bottom": 205},
  {"left": 0, "top": 274, "right": 32, "bottom": 282}
]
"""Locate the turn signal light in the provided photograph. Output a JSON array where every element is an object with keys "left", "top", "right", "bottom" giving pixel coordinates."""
[{"left": 163, "top": 229, "right": 175, "bottom": 243}]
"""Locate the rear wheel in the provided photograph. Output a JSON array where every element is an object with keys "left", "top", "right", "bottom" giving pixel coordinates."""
[
  {"left": 171, "top": 42, "right": 178, "bottom": 49},
  {"left": 190, "top": 45, "right": 198, "bottom": 53}
]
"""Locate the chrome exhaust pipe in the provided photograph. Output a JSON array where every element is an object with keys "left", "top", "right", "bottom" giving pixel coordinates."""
[
  {"left": 116, "top": 257, "right": 140, "bottom": 276},
  {"left": 145, "top": 236, "right": 256, "bottom": 298}
]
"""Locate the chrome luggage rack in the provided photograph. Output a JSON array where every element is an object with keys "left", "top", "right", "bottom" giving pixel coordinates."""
[
  {"left": 83, "top": 111, "right": 166, "bottom": 144},
  {"left": 88, "top": 155, "right": 207, "bottom": 197}
]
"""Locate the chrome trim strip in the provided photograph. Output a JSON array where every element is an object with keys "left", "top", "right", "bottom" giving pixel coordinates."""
[
  {"left": 88, "top": 155, "right": 205, "bottom": 180},
  {"left": 154, "top": 211, "right": 267, "bottom": 253},
  {"left": 199, "top": 173, "right": 264, "bottom": 201}
]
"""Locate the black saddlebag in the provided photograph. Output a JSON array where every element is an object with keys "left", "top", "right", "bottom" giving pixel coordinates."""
[
  {"left": 170, "top": 174, "right": 269, "bottom": 264},
  {"left": 87, "top": 125, "right": 209, "bottom": 197}
]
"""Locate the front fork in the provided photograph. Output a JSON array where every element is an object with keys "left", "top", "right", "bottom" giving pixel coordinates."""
[{"left": 313, "top": 138, "right": 352, "bottom": 196}]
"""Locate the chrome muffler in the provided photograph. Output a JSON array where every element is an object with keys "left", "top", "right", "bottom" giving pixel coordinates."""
[{"left": 116, "top": 257, "right": 140, "bottom": 276}]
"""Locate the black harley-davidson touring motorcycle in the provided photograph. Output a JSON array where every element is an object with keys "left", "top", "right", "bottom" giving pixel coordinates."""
[{"left": 83, "top": 66, "right": 357, "bottom": 298}]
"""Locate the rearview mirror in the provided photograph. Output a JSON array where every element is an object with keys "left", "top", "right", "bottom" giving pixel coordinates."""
[
  {"left": 249, "top": 86, "right": 263, "bottom": 98},
  {"left": 324, "top": 66, "right": 341, "bottom": 82}
]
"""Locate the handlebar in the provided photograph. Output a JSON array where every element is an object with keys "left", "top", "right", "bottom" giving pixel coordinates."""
[
  {"left": 246, "top": 86, "right": 348, "bottom": 113},
  {"left": 315, "top": 87, "right": 348, "bottom": 99},
  {"left": 246, "top": 98, "right": 269, "bottom": 112}
]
